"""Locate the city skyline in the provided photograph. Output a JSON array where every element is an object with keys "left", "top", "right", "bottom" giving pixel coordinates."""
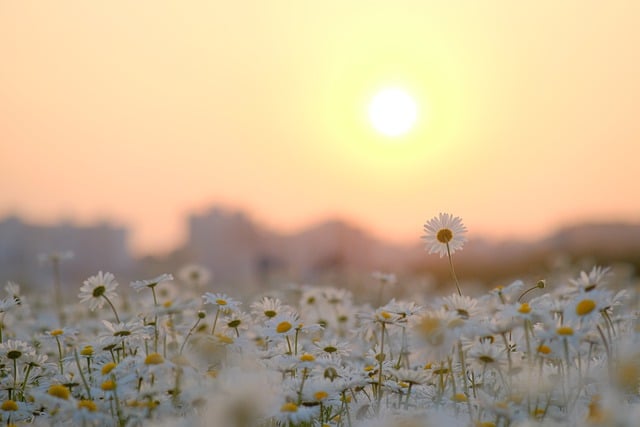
[{"left": 2, "top": 2, "right": 640, "bottom": 255}]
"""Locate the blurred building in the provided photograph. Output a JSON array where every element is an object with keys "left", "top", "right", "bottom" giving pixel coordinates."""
[{"left": 0, "top": 216, "right": 133, "bottom": 290}]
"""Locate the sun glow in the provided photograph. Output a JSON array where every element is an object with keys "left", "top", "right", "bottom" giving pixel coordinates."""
[{"left": 368, "top": 88, "right": 418, "bottom": 137}]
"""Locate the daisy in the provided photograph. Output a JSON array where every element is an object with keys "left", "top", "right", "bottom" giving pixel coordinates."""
[
  {"left": 220, "top": 311, "right": 252, "bottom": 337},
  {"left": 263, "top": 312, "right": 300, "bottom": 340},
  {"left": 38, "top": 250, "right": 74, "bottom": 265},
  {"left": 0, "top": 296, "right": 18, "bottom": 314},
  {"left": 390, "top": 368, "right": 429, "bottom": 386},
  {"left": 564, "top": 289, "right": 613, "bottom": 326},
  {"left": 312, "top": 338, "right": 352, "bottom": 360},
  {"left": 78, "top": 271, "right": 121, "bottom": 322},
  {"left": 422, "top": 213, "right": 467, "bottom": 295},
  {"left": 410, "top": 308, "right": 458, "bottom": 361},
  {"left": 272, "top": 400, "right": 318, "bottom": 425},
  {"left": 100, "top": 319, "right": 153, "bottom": 350},
  {"left": 4, "top": 281, "right": 21, "bottom": 302},
  {"left": 130, "top": 273, "right": 174, "bottom": 293},
  {"left": 372, "top": 271, "right": 397, "bottom": 285},
  {"left": 422, "top": 213, "right": 467, "bottom": 258},
  {"left": 568, "top": 266, "right": 611, "bottom": 293},
  {"left": 202, "top": 292, "right": 241, "bottom": 313},
  {"left": 467, "top": 340, "right": 507, "bottom": 371},
  {"left": 440, "top": 293, "right": 481, "bottom": 320},
  {"left": 250, "top": 296, "right": 292, "bottom": 321},
  {"left": 178, "top": 264, "right": 211, "bottom": 289}
]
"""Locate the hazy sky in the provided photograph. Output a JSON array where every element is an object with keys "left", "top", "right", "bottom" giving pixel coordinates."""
[{"left": 2, "top": 1, "right": 639, "bottom": 255}]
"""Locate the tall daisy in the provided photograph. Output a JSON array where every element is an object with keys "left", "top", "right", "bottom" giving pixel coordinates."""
[
  {"left": 78, "top": 271, "right": 121, "bottom": 323},
  {"left": 422, "top": 213, "right": 467, "bottom": 295}
]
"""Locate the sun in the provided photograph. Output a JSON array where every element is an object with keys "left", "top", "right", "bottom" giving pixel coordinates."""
[{"left": 368, "top": 88, "right": 418, "bottom": 137}]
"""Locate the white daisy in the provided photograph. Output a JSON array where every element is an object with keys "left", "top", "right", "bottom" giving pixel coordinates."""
[
  {"left": 202, "top": 292, "right": 242, "bottom": 313},
  {"left": 421, "top": 213, "right": 467, "bottom": 258},
  {"left": 130, "top": 273, "right": 174, "bottom": 292},
  {"left": 178, "top": 264, "right": 211, "bottom": 288},
  {"left": 568, "top": 265, "right": 612, "bottom": 293},
  {"left": 78, "top": 271, "right": 119, "bottom": 312}
]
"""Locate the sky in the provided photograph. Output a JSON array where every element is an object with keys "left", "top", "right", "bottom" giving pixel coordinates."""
[{"left": 1, "top": 1, "right": 639, "bottom": 256}]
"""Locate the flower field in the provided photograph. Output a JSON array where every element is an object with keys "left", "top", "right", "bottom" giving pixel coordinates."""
[{"left": 1, "top": 216, "right": 639, "bottom": 426}]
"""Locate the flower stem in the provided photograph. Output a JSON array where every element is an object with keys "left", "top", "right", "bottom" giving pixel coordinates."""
[
  {"left": 55, "top": 336, "right": 64, "bottom": 375},
  {"left": 74, "top": 350, "right": 92, "bottom": 400},
  {"left": 376, "top": 322, "right": 386, "bottom": 414},
  {"left": 179, "top": 316, "right": 203, "bottom": 355},
  {"left": 446, "top": 243, "right": 463, "bottom": 296},
  {"left": 151, "top": 286, "right": 159, "bottom": 353},
  {"left": 102, "top": 295, "right": 121, "bottom": 324},
  {"left": 210, "top": 308, "right": 220, "bottom": 335}
]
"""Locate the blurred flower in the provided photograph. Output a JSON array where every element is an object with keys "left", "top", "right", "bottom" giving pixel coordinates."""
[
  {"left": 38, "top": 250, "right": 74, "bottom": 265},
  {"left": 130, "top": 273, "right": 174, "bottom": 292},
  {"left": 202, "top": 292, "right": 241, "bottom": 313},
  {"left": 568, "top": 266, "right": 612, "bottom": 293},
  {"left": 372, "top": 271, "right": 397, "bottom": 286},
  {"left": 178, "top": 264, "right": 211, "bottom": 288}
]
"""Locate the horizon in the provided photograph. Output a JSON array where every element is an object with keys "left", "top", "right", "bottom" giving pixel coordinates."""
[
  {"left": 2, "top": 206, "right": 638, "bottom": 257},
  {"left": 2, "top": 2, "right": 640, "bottom": 256}
]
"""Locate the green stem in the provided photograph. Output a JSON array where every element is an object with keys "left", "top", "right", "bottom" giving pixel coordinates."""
[
  {"left": 210, "top": 308, "right": 220, "bottom": 335},
  {"left": 376, "top": 322, "right": 386, "bottom": 414},
  {"left": 74, "top": 350, "right": 92, "bottom": 400},
  {"left": 446, "top": 243, "right": 462, "bottom": 296},
  {"left": 19, "top": 363, "right": 33, "bottom": 400},
  {"left": 179, "top": 317, "right": 202, "bottom": 355},
  {"left": 151, "top": 286, "right": 159, "bottom": 353},
  {"left": 55, "top": 336, "right": 64, "bottom": 375},
  {"left": 102, "top": 295, "right": 121, "bottom": 324}
]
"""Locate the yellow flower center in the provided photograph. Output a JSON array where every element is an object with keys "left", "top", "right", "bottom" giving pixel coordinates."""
[
  {"left": 380, "top": 311, "right": 392, "bottom": 320},
  {"left": 556, "top": 326, "right": 574, "bottom": 336},
  {"left": 276, "top": 321, "right": 292, "bottom": 333},
  {"left": 437, "top": 228, "right": 453, "bottom": 243},
  {"left": 216, "top": 334, "right": 235, "bottom": 344},
  {"left": 300, "top": 353, "right": 315, "bottom": 362},
  {"left": 207, "top": 369, "right": 218, "bottom": 378},
  {"left": 518, "top": 303, "right": 531, "bottom": 314},
  {"left": 477, "top": 422, "right": 496, "bottom": 427},
  {"left": 280, "top": 402, "right": 298, "bottom": 412},
  {"left": 532, "top": 408, "right": 546, "bottom": 418},
  {"left": 78, "top": 400, "right": 97, "bottom": 412},
  {"left": 80, "top": 345, "right": 94, "bottom": 356},
  {"left": 479, "top": 355, "right": 495, "bottom": 364},
  {"left": 163, "top": 300, "right": 172, "bottom": 308},
  {"left": 314, "top": 391, "right": 329, "bottom": 400},
  {"left": 537, "top": 344, "right": 552, "bottom": 354},
  {"left": 144, "top": 353, "right": 164, "bottom": 365},
  {"left": 453, "top": 393, "right": 468, "bottom": 402},
  {"left": 419, "top": 317, "right": 440, "bottom": 335},
  {"left": 576, "top": 299, "right": 596, "bottom": 316},
  {"left": 215, "top": 299, "right": 227, "bottom": 306},
  {"left": 50, "top": 329, "right": 64, "bottom": 336},
  {"left": 1, "top": 400, "right": 18, "bottom": 411},
  {"left": 101, "top": 362, "right": 117, "bottom": 375},
  {"left": 48, "top": 384, "right": 70, "bottom": 400},
  {"left": 101, "top": 380, "right": 116, "bottom": 391}
]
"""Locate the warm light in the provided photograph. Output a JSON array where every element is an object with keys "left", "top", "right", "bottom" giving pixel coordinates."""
[{"left": 368, "top": 88, "right": 418, "bottom": 137}]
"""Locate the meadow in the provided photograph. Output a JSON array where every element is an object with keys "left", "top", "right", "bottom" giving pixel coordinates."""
[{"left": 0, "top": 214, "right": 638, "bottom": 426}]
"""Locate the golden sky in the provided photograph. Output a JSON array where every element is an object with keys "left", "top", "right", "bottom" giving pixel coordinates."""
[{"left": 1, "top": 1, "right": 639, "bottom": 255}]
